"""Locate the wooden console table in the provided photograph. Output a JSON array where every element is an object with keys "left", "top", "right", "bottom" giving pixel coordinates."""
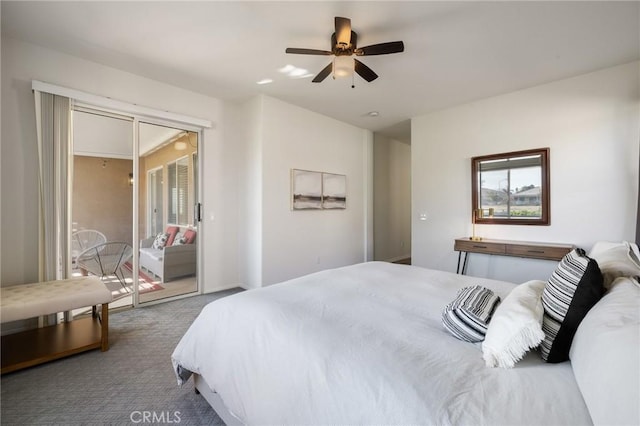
[{"left": 454, "top": 238, "right": 574, "bottom": 275}]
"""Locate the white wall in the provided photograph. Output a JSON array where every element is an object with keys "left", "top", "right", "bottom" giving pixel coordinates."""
[
  {"left": 260, "top": 96, "right": 372, "bottom": 285},
  {"left": 240, "top": 95, "right": 372, "bottom": 287},
  {"left": 374, "top": 133, "right": 412, "bottom": 262},
  {"left": 412, "top": 61, "right": 640, "bottom": 283},
  {"left": 236, "top": 97, "right": 263, "bottom": 289},
  {"left": 1, "top": 37, "right": 239, "bottom": 292}
]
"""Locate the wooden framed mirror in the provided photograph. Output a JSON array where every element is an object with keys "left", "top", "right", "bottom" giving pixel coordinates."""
[{"left": 471, "top": 148, "right": 550, "bottom": 225}]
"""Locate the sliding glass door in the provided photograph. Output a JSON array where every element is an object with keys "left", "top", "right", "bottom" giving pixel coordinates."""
[
  {"left": 70, "top": 108, "right": 200, "bottom": 309},
  {"left": 71, "top": 107, "right": 135, "bottom": 308},
  {"left": 137, "top": 122, "right": 199, "bottom": 303}
]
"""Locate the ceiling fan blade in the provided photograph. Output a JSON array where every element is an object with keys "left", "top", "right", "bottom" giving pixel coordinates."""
[
  {"left": 354, "top": 59, "right": 378, "bottom": 82},
  {"left": 285, "top": 48, "right": 332, "bottom": 55},
  {"left": 355, "top": 41, "right": 404, "bottom": 56},
  {"left": 335, "top": 17, "right": 352, "bottom": 47},
  {"left": 312, "top": 62, "right": 333, "bottom": 83}
]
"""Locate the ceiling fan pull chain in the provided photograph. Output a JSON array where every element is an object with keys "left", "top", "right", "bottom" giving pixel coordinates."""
[{"left": 332, "top": 57, "right": 336, "bottom": 79}]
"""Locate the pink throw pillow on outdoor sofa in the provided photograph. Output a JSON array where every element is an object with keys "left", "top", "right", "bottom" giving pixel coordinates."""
[
  {"left": 165, "top": 226, "right": 180, "bottom": 246},
  {"left": 182, "top": 229, "right": 196, "bottom": 244}
]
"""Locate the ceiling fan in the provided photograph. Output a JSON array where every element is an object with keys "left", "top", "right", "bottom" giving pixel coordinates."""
[{"left": 285, "top": 17, "right": 404, "bottom": 83}]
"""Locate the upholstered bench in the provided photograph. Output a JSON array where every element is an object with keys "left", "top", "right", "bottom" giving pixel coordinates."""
[{"left": 1, "top": 276, "right": 112, "bottom": 374}]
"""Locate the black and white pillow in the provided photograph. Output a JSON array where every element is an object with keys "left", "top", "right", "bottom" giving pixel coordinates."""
[
  {"left": 172, "top": 233, "right": 185, "bottom": 246},
  {"left": 152, "top": 232, "right": 169, "bottom": 249},
  {"left": 540, "top": 248, "right": 604, "bottom": 363},
  {"left": 442, "top": 285, "right": 501, "bottom": 342}
]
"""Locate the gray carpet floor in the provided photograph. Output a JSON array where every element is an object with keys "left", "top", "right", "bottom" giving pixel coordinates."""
[{"left": 1, "top": 288, "right": 244, "bottom": 425}]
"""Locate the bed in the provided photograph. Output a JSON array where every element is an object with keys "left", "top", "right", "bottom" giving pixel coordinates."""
[{"left": 172, "top": 257, "right": 639, "bottom": 425}]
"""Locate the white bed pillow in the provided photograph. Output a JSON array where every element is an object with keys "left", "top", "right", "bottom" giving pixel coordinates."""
[
  {"left": 588, "top": 241, "right": 640, "bottom": 289},
  {"left": 482, "top": 280, "right": 546, "bottom": 368},
  {"left": 569, "top": 277, "right": 640, "bottom": 426}
]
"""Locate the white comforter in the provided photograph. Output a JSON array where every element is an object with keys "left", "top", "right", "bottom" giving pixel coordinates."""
[{"left": 172, "top": 262, "right": 591, "bottom": 425}]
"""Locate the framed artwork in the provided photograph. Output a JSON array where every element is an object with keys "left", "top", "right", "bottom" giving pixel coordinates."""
[
  {"left": 291, "top": 169, "right": 322, "bottom": 210},
  {"left": 322, "top": 172, "right": 346, "bottom": 209},
  {"left": 291, "top": 169, "right": 347, "bottom": 210}
]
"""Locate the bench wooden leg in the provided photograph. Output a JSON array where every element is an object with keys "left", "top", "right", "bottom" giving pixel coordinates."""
[{"left": 100, "top": 303, "right": 109, "bottom": 352}]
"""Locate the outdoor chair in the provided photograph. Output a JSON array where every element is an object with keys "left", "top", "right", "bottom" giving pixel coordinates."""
[
  {"left": 76, "top": 242, "right": 133, "bottom": 290},
  {"left": 71, "top": 229, "right": 107, "bottom": 266}
]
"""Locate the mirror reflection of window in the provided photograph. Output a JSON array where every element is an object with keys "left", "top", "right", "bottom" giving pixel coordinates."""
[
  {"left": 472, "top": 148, "right": 549, "bottom": 225},
  {"left": 478, "top": 155, "right": 542, "bottom": 219},
  {"left": 168, "top": 156, "right": 190, "bottom": 226},
  {"left": 147, "top": 167, "right": 164, "bottom": 236}
]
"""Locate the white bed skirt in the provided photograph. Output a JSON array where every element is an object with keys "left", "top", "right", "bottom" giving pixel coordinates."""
[{"left": 194, "top": 374, "right": 244, "bottom": 426}]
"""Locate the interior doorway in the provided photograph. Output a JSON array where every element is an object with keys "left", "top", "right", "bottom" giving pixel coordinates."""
[{"left": 373, "top": 130, "right": 412, "bottom": 264}]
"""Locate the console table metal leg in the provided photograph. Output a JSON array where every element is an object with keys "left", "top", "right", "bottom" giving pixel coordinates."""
[
  {"left": 456, "top": 251, "right": 470, "bottom": 275},
  {"left": 462, "top": 252, "right": 469, "bottom": 275},
  {"left": 456, "top": 251, "right": 470, "bottom": 274}
]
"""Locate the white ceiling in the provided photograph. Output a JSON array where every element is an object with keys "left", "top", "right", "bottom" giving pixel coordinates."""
[
  {"left": 3, "top": 1, "right": 639, "bottom": 143},
  {"left": 73, "top": 110, "right": 133, "bottom": 158},
  {"left": 74, "top": 110, "right": 187, "bottom": 158}
]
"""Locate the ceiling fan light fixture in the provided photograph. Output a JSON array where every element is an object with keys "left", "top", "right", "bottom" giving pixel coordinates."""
[
  {"left": 333, "top": 56, "right": 354, "bottom": 78},
  {"left": 285, "top": 16, "right": 404, "bottom": 83}
]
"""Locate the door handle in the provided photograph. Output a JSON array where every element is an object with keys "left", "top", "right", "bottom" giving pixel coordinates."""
[{"left": 194, "top": 203, "right": 202, "bottom": 223}]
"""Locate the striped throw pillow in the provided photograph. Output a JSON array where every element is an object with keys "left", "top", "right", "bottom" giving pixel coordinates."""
[
  {"left": 540, "top": 248, "right": 604, "bottom": 363},
  {"left": 442, "top": 285, "right": 501, "bottom": 342}
]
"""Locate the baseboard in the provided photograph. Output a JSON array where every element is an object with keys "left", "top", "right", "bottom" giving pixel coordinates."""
[
  {"left": 202, "top": 284, "right": 245, "bottom": 294},
  {"left": 385, "top": 254, "right": 411, "bottom": 263}
]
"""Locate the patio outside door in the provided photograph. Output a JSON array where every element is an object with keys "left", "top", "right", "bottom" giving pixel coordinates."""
[
  {"left": 70, "top": 108, "right": 200, "bottom": 309},
  {"left": 71, "top": 107, "right": 135, "bottom": 308}
]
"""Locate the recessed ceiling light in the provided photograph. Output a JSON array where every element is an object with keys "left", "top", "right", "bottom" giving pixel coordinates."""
[
  {"left": 288, "top": 68, "right": 309, "bottom": 77},
  {"left": 257, "top": 79, "right": 273, "bottom": 85},
  {"left": 367, "top": 111, "right": 380, "bottom": 117},
  {"left": 279, "top": 65, "right": 295, "bottom": 74},
  {"left": 279, "top": 64, "right": 313, "bottom": 79}
]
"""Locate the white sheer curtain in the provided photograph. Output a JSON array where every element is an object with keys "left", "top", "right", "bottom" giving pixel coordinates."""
[{"left": 34, "top": 91, "right": 71, "bottom": 282}]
